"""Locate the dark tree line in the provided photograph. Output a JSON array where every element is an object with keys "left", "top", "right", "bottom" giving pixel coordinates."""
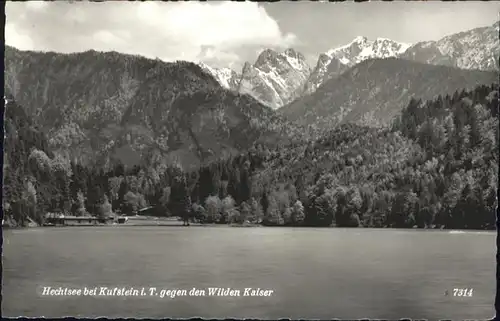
[{"left": 3, "top": 84, "right": 498, "bottom": 229}]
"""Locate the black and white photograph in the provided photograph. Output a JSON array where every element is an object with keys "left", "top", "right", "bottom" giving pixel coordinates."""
[{"left": 2, "top": 1, "right": 499, "bottom": 319}]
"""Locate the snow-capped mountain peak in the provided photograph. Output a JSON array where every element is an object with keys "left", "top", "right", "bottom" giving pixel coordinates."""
[
  {"left": 198, "top": 62, "right": 241, "bottom": 91},
  {"left": 353, "top": 35, "right": 368, "bottom": 42},
  {"left": 326, "top": 36, "right": 365, "bottom": 51},
  {"left": 303, "top": 36, "right": 411, "bottom": 95},
  {"left": 326, "top": 36, "right": 410, "bottom": 66}
]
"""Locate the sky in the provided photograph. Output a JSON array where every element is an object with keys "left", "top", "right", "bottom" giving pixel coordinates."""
[{"left": 5, "top": 1, "right": 500, "bottom": 71}]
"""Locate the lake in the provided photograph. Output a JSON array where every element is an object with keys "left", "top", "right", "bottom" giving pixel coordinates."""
[{"left": 2, "top": 226, "right": 496, "bottom": 319}]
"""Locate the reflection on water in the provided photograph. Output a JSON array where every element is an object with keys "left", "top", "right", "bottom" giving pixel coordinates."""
[{"left": 2, "top": 227, "right": 496, "bottom": 319}]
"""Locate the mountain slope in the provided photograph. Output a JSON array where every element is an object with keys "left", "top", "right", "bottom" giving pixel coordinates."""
[
  {"left": 303, "top": 37, "right": 410, "bottom": 95},
  {"left": 4, "top": 46, "right": 291, "bottom": 170},
  {"left": 400, "top": 21, "right": 500, "bottom": 71},
  {"left": 281, "top": 58, "right": 497, "bottom": 129}
]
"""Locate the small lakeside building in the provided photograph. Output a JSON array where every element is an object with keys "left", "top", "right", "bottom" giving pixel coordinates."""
[{"left": 44, "top": 213, "right": 113, "bottom": 225}]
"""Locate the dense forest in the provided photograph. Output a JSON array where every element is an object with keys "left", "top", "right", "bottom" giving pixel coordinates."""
[{"left": 3, "top": 84, "right": 498, "bottom": 229}]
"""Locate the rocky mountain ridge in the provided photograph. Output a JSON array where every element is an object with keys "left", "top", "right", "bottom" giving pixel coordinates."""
[
  {"left": 202, "top": 48, "right": 312, "bottom": 110},
  {"left": 201, "top": 21, "right": 499, "bottom": 106},
  {"left": 401, "top": 20, "right": 500, "bottom": 71}
]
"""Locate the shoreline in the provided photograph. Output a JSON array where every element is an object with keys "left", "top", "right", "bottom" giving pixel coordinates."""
[
  {"left": 2, "top": 215, "right": 495, "bottom": 231},
  {"left": 3, "top": 223, "right": 495, "bottom": 232}
]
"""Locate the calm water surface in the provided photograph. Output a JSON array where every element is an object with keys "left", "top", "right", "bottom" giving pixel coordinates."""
[{"left": 2, "top": 226, "right": 496, "bottom": 319}]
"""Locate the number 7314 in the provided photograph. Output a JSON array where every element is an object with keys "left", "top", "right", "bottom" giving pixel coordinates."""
[{"left": 453, "top": 288, "right": 473, "bottom": 297}]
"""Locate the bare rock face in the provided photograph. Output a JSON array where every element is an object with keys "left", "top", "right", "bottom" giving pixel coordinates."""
[
  {"left": 237, "top": 48, "right": 311, "bottom": 110},
  {"left": 400, "top": 21, "right": 499, "bottom": 71},
  {"left": 303, "top": 53, "right": 349, "bottom": 95}
]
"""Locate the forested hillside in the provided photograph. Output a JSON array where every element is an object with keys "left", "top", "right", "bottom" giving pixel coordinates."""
[
  {"left": 4, "top": 46, "right": 295, "bottom": 170},
  {"left": 6, "top": 84, "right": 497, "bottom": 229},
  {"left": 3, "top": 96, "right": 57, "bottom": 225},
  {"left": 281, "top": 58, "right": 497, "bottom": 130}
]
